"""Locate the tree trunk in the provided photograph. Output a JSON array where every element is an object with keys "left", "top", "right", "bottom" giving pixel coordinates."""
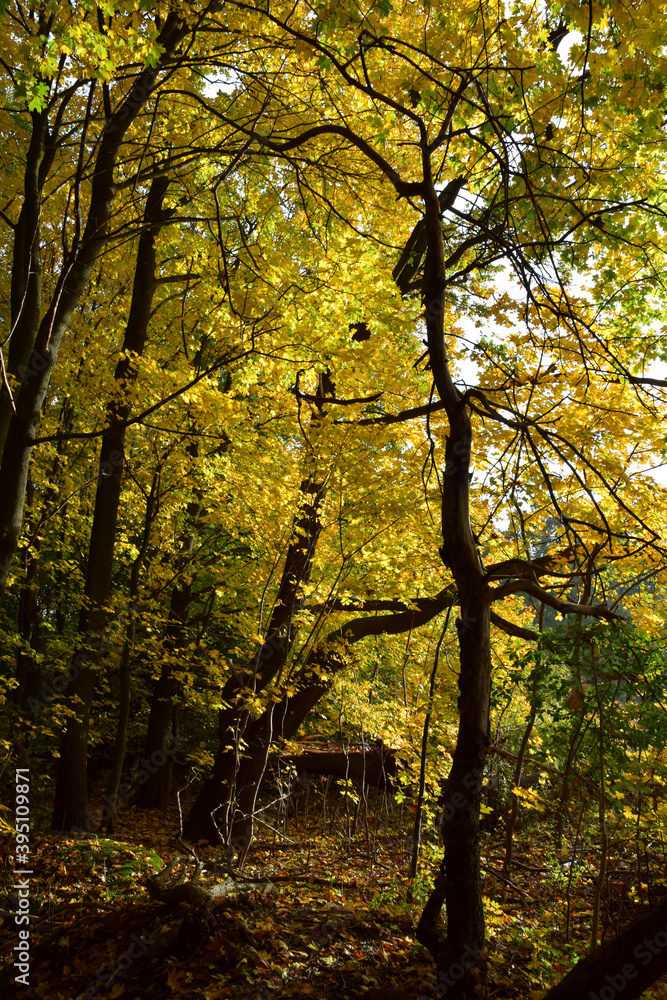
[
  {"left": 435, "top": 599, "right": 490, "bottom": 996},
  {"left": 183, "top": 589, "right": 457, "bottom": 845},
  {"left": 182, "top": 468, "right": 327, "bottom": 836},
  {"left": 414, "top": 164, "right": 492, "bottom": 998},
  {"left": 282, "top": 748, "right": 397, "bottom": 788},
  {"left": 0, "top": 110, "right": 49, "bottom": 457},
  {"left": 543, "top": 895, "right": 667, "bottom": 1000},
  {"left": 103, "top": 471, "right": 159, "bottom": 832},
  {"left": 51, "top": 175, "right": 170, "bottom": 831},
  {"left": 181, "top": 704, "right": 248, "bottom": 843},
  {"left": 135, "top": 655, "right": 182, "bottom": 810},
  {"left": 136, "top": 468, "right": 201, "bottom": 811},
  {"left": 14, "top": 544, "right": 42, "bottom": 711},
  {"left": 183, "top": 375, "right": 332, "bottom": 841},
  {"left": 0, "top": 15, "right": 187, "bottom": 591}
]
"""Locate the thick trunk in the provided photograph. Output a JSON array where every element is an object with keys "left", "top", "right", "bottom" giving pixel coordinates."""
[
  {"left": 51, "top": 176, "right": 169, "bottom": 831},
  {"left": 281, "top": 748, "right": 397, "bottom": 788},
  {"left": 103, "top": 471, "right": 159, "bottom": 832},
  {"left": 184, "top": 377, "right": 332, "bottom": 840},
  {"left": 227, "top": 687, "right": 334, "bottom": 854},
  {"left": 0, "top": 111, "right": 48, "bottom": 457},
  {"left": 182, "top": 708, "right": 251, "bottom": 843},
  {"left": 181, "top": 772, "right": 228, "bottom": 844},
  {"left": 50, "top": 764, "right": 88, "bottom": 845},
  {"left": 184, "top": 590, "right": 457, "bottom": 845},
  {"left": 437, "top": 596, "right": 490, "bottom": 996},
  {"left": 0, "top": 15, "right": 187, "bottom": 591},
  {"left": 182, "top": 491, "right": 326, "bottom": 838},
  {"left": 543, "top": 895, "right": 667, "bottom": 1000},
  {"left": 135, "top": 664, "right": 181, "bottom": 809},
  {"left": 231, "top": 738, "right": 398, "bottom": 860},
  {"left": 183, "top": 642, "right": 336, "bottom": 844},
  {"left": 415, "top": 163, "right": 491, "bottom": 998},
  {"left": 136, "top": 480, "right": 198, "bottom": 811},
  {"left": 14, "top": 546, "right": 42, "bottom": 710},
  {"left": 416, "top": 597, "right": 491, "bottom": 996}
]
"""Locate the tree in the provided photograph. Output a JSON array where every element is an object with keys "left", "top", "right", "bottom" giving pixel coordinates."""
[
  {"left": 0, "top": 3, "right": 199, "bottom": 587},
  {"left": 168, "top": 2, "right": 667, "bottom": 995},
  {"left": 51, "top": 173, "right": 172, "bottom": 830},
  {"left": 3, "top": 3, "right": 667, "bottom": 998}
]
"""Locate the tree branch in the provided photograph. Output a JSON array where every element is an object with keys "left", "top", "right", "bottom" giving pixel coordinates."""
[
  {"left": 489, "top": 611, "right": 539, "bottom": 641},
  {"left": 485, "top": 547, "right": 575, "bottom": 582},
  {"left": 491, "top": 578, "right": 624, "bottom": 622},
  {"left": 336, "top": 400, "right": 446, "bottom": 425}
]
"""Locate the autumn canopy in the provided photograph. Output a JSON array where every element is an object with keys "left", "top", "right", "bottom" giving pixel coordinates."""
[{"left": 2, "top": 1, "right": 667, "bottom": 998}]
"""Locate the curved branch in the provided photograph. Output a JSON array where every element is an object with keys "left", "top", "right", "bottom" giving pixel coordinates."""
[
  {"left": 336, "top": 400, "right": 446, "bottom": 426},
  {"left": 226, "top": 121, "right": 421, "bottom": 198},
  {"left": 485, "top": 547, "right": 575, "bottom": 582},
  {"left": 489, "top": 611, "right": 539, "bottom": 641},
  {"left": 291, "top": 387, "right": 383, "bottom": 407},
  {"left": 491, "top": 578, "right": 624, "bottom": 623},
  {"left": 336, "top": 587, "right": 457, "bottom": 643}
]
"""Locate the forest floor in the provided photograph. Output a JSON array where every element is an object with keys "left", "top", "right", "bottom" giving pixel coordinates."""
[{"left": 2, "top": 781, "right": 667, "bottom": 1000}]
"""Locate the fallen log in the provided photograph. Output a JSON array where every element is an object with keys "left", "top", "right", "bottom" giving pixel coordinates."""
[
  {"left": 543, "top": 895, "right": 667, "bottom": 1000},
  {"left": 146, "top": 857, "right": 247, "bottom": 912},
  {"left": 281, "top": 747, "right": 397, "bottom": 790},
  {"left": 147, "top": 857, "right": 215, "bottom": 913}
]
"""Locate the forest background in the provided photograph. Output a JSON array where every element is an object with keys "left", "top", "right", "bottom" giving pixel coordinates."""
[{"left": 3, "top": 1, "right": 667, "bottom": 998}]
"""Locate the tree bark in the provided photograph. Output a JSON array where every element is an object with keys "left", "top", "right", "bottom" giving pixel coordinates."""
[
  {"left": 183, "top": 588, "right": 457, "bottom": 845},
  {"left": 281, "top": 748, "right": 397, "bottom": 788},
  {"left": 103, "top": 470, "right": 160, "bottom": 832},
  {"left": 136, "top": 573, "right": 192, "bottom": 810},
  {"left": 181, "top": 467, "right": 326, "bottom": 841},
  {"left": 0, "top": 110, "right": 49, "bottom": 457},
  {"left": 0, "top": 14, "right": 188, "bottom": 592},
  {"left": 183, "top": 374, "right": 332, "bottom": 841},
  {"left": 52, "top": 175, "right": 171, "bottom": 831},
  {"left": 542, "top": 896, "right": 667, "bottom": 1000},
  {"left": 413, "top": 159, "right": 492, "bottom": 998}
]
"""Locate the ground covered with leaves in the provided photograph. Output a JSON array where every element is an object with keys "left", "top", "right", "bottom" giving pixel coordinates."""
[{"left": 2, "top": 784, "right": 667, "bottom": 1000}]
